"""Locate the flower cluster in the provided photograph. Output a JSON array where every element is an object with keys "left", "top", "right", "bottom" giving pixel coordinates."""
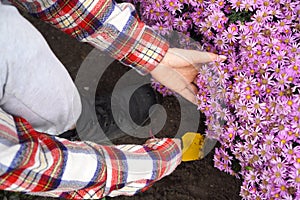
[
  {"left": 124, "top": 0, "right": 300, "bottom": 199},
  {"left": 151, "top": 78, "right": 176, "bottom": 97}
]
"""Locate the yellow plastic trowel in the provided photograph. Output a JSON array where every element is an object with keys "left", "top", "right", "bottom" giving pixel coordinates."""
[{"left": 181, "top": 132, "right": 205, "bottom": 162}]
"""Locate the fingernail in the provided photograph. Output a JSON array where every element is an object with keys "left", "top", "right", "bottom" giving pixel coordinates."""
[{"left": 219, "top": 55, "right": 227, "bottom": 61}]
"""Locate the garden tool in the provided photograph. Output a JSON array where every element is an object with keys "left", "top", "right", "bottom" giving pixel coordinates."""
[{"left": 181, "top": 132, "right": 206, "bottom": 162}]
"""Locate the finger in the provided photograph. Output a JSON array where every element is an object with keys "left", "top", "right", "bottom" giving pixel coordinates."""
[
  {"left": 175, "top": 84, "right": 198, "bottom": 105},
  {"left": 193, "top": 79, "right": 198, "bottom": 85},
  {"left": 168, "top": 48, "right": 227, "bottom": 66},
  {"left": 189, "top": 51, "right": 218, "bottom": 63}
]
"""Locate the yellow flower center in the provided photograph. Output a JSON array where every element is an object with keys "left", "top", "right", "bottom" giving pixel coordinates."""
[
  {"left": 263, "top": 1, "right": 269, "bottom": 6},
  {"left": 279, "top": 91, "right": 284, "bottom": 96},
  {"left": 278, "top": 124, "right": 284, "bottom": 130},
  {"left": 256, "top": 16, "right": 262, "bottom": 23},
  {"left": 262, "top": 79, "right": 268, "bottom": 84}
]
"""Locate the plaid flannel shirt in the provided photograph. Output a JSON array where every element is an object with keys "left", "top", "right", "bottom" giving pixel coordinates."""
[
  {"left": 0, "top": 108, "right": 182, "bottom": 199},
  {"left": 10, "top": 0, "right": 169, "bottom": 75},
  {"left": 0, "top": 1, "right": 181, "bottom": 198}
]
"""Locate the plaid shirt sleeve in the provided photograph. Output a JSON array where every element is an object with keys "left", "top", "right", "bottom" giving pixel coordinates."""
[
  {"left": 0, "top": 108, "right": 182, "bottom": 199},
  {"left": 11, "top": 0, "right": 169, "bottom": 75}
]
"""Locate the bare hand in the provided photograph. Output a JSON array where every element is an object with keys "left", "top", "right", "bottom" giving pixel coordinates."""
[{"left": 150, "top": 48, "right": 227, "bottom": 104}]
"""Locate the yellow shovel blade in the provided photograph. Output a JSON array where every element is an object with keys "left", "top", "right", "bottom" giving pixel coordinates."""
[{"left": 181, "top": 132, "right": 205, "bottom": 162}]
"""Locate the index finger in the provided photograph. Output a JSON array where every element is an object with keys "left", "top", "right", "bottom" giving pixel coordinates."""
[{"left": 168, "top": 48, "right": 227, "bottom": 66}]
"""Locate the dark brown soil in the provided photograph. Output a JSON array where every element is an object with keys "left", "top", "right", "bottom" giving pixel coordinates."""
[{"left": 11, "top": 11, "right": 242, "bottom": 200}]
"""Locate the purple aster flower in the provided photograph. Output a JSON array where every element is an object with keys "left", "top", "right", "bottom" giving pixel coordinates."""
[
  {"left": 173, "top": 16, "right": 189, "bottom": 32},
  {"left": 164, "top": 0, "right": 183, "bottom": 14},
  {"left": 288, "top": 166, "right": 300, "bottom": 187},
  {"left": 258, "top": 0, "right": 274, "bottom": 8},
  {"left": 240, "top": 0, "right": 254, "bottom": 12},
  {"left": 257, "top": 143, "right": 273, "bottom": 162},
  {"left": 159, "top": 10, "right": 172, "bottom": 21},
  {"left": 189, "top": 0, "right": 205, "bottom": 7},
  {"left": 259, "top": 72, "right": 276, "bottom": 90},
  {"left": 291, "top": 117, "right": 300, "bottom": 137},
  {"left": 270, "top": 157, "right": 288, "bottom": 171},
  {"left": 228, "top": 23, "right": 239, "bottom": 34},
  {"left": 215, "top": 0, "right": 226, "bottom": 8},
  {"left": 214, "top": 34, "right": 229, "bottom": 50},
  {"left": 281, "top": 193, "right": 294, "bottom": 200},
  {"left": 202, "top": 28, "right": 215, "bottom": 40},
  {"left": 274, "top": 73, "right": 290, "bottom": 91},
  {"left": 152, "top": 21, "right": 172, "bottom": 35},
  {"left": 190, "top": 7, "right": 204, "bottom": 26},
  {"left": 224, "top": 4, "right": 232, "bottom": 14},
  {"left": 263, "top": 134, "right": 275, "bottom": 149},
  {"left": 251, "top": 9, "right": 272, "bottom": 28},
  {"left": 267, "top": 5, "right": 282, "bottom": 18},
  {"left": 271, "top": 50, "right": 289, "bottom": 66},
  {"left": 215, "top": 22, "right": 226, "bottom": 33},
  {"left": 222, "top": 29, "right": 238, "bottom": 43},
  {"left": 245, "top": 170, "right": 260, "bottom": 186},
  {"left": 248, "top": 97, "right": 266, "bottom": 114},
  {"left": 271, "top": 165, "right": 287, "bottom": 184},
  {"left": 143, "top": 4, "right": 160, "bottom": 20},
  {"left": 283, "top": 143, "right": 296, "bottom": 163},
  {"left": 276, "top": 19, "right": 292, "bottom": 33},
  {"left": 229, "top": 0, "right": 242, "bottom": 11},
  {"left": 151, "top": 79, "right": 176, "bottom": 96},
  {"left": 274, "top": 181, "right": 290, "bottom": 197}
]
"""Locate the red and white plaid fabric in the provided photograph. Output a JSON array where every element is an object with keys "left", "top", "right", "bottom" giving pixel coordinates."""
[
  {"left": 0, "top": 1, "right": 181, "bottom": 198},
  {"left": 11, "top": 0, "right": 169, "bottom": 75},
  {"left": 0, "top": 108, "right": 182, "bottom": 199}
]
